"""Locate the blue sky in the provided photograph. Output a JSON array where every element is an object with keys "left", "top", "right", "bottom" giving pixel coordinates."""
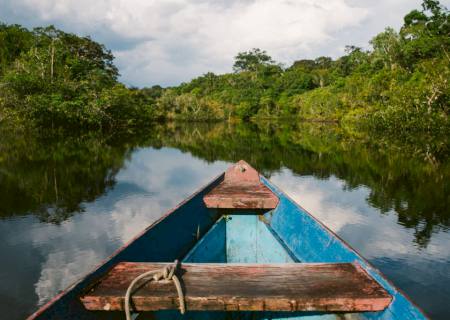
[{"left": 1, "top": 0, "right": 449, "bottom": 87}]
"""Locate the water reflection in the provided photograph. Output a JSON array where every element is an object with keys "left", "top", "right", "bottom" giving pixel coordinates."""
[
  {"left": 0, "top": 122, "right": 449, "bottom": 319},
  {"left": 156, "top": 121, "right": 450, "bottom": 247},
  {"left": 0, "top": 128, "right": 134, "bottom": 223}
]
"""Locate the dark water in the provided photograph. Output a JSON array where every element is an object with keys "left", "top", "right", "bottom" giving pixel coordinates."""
[{"left": 0, "top": 122, "right": 449, "bottom": 319}]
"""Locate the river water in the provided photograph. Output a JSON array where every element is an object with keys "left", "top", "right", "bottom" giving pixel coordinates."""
[{"left": 0, "top": 122, "right": 449, "bottom": 319}]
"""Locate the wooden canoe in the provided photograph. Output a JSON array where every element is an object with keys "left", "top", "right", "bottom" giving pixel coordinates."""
[{"left": 27, "top": 160, "right": 428, "bottom": 319}]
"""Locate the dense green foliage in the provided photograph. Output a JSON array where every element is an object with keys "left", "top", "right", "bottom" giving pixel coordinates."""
[
  {"left": 0, "top": 0, "right": 448, "bottom": 132},
  {"left": 0, "top": 24, "right": 161, "bottom": 127},
  {"left": 161, "top": 0, "right": 449, "bottom": 133}
]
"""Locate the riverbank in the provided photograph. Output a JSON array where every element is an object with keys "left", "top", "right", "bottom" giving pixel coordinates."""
[{"left": 1, "top": 1, "right": 449, "bottom": 132}]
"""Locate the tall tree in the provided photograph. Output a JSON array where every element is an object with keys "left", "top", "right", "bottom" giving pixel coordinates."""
[
  {"left": 233, "top": 48, "right": 275, "bottom": 72},
  {"left": 370, "top": 27, "right": 402, "bottom": 70}
]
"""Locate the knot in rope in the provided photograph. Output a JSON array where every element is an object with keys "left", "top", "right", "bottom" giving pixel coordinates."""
[{"left": 125, "top": 260, "right": 185, "bottom": 320}]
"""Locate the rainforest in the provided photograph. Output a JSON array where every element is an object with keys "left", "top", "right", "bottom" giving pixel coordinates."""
[{"left": 0, "top": 0, "right": 449, "bottom": 134}]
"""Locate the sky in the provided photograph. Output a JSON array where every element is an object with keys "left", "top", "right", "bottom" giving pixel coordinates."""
[{"left": 0, "top": 0, "right": 449, "bottom": 87}]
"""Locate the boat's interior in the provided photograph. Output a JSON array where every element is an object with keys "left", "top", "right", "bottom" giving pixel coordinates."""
[{"left": 183, "top": 213, "right": 297, "bottom": 264}]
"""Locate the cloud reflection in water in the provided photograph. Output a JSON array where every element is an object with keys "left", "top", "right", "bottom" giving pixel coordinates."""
[{"left": 31, "top": 148, "right": 228, "bottom": 308}]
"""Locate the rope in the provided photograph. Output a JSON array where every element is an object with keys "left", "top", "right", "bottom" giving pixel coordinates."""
[{"left": 124, "top": 260, "right": 185, "bottom": 320}]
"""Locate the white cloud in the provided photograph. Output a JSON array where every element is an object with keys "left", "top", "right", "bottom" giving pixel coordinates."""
[
  {"left": 34, "top": 249, "right": 100, "bottom": 305},
  {"left": 1, "top": 0, "right": 449, "bottom": 85},
  {"left": 106, "top": 0, "right": 371, "bottom": 86}
]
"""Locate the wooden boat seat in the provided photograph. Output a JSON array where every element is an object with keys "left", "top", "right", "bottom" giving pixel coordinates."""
[
  {"left": 204, "top": 160, "right": 279, "bottom": 209},
  {"left": 80, "top": 262, "right": 392, "bottom": 312}
]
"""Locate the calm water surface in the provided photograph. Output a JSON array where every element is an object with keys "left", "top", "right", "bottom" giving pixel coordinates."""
[{"left": 0, "top": 122, "right": 449, "bottom": 319}]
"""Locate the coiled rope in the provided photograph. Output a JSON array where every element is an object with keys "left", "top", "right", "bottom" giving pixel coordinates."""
[{"left": 124, "top": 260, "right": 185, "bottom": 320}]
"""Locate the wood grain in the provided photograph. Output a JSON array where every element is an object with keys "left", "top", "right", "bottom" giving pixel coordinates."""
[
  {"left": 203, "top": 160, "right": 279, "bottom": 209},
  {"left": 80, "top": 262, "right": 392, "bottom": 312}
]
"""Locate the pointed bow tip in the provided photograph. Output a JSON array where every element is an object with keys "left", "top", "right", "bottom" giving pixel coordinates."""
[{"left": 226, "top": 160, "right": 259, "bottom": 183}]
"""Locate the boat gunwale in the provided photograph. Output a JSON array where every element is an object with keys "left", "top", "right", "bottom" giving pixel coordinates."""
[
  {"left": 26, "top": 172, "right": 225, "bottom": 320},
  {"left": 260, "top": 174, "right": 429, "bottom": 319}
]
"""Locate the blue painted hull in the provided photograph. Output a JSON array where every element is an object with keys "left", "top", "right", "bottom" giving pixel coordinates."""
[{"left": 28, "top": 172, "right": 427, "bottom": 319}]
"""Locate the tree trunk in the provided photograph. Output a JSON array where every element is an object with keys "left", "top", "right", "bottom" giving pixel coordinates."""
[{"left": 50, "top": 40, "right": 55, "bottom": 82}]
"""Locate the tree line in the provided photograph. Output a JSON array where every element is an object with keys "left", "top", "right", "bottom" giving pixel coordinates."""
[{"left": 0, "top": 0, "right": 448, "bottom": 133}]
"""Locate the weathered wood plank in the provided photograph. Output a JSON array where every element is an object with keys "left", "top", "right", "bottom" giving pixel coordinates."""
[
  {"left": 203, "top": 160, "right": 279, "bottom": 209},
  {"left": 204, "top": 182, "right": 279, "bottom": 209},
  {"left": 80, "top": 263, "right": 392, "bottom": 312}
]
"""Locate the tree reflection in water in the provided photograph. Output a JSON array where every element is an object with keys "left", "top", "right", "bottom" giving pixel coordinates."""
[{"left": 0, "top": 121, "right": 448, "bottom": 246}]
